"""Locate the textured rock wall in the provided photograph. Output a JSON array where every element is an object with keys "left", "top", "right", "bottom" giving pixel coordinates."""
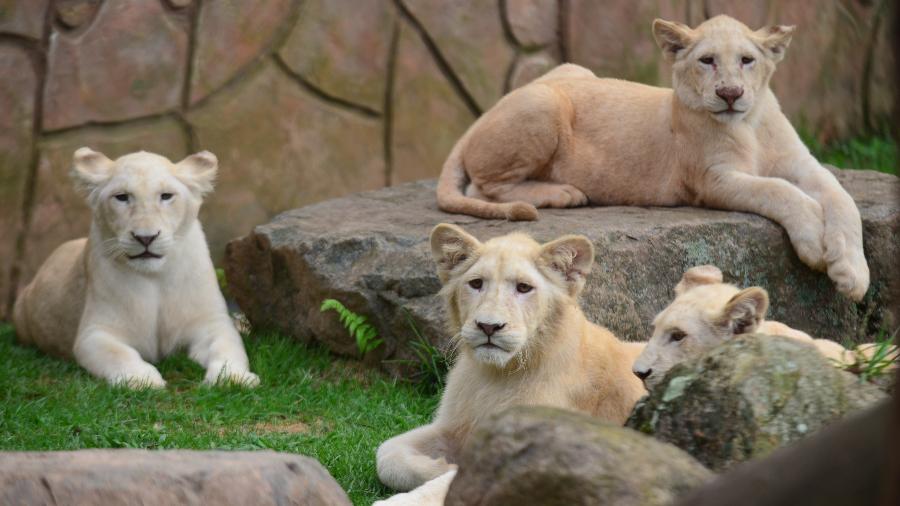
[{"left": 0, "top": 0, "right": 894, "bottom": 318}]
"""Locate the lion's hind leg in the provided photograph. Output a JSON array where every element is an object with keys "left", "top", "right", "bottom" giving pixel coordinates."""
[
  {"left": 479, "top": 180, "right": 589, "bottom": 209},
  {"left": 376, "top": 423, "right": 454, "bottom": 493}
]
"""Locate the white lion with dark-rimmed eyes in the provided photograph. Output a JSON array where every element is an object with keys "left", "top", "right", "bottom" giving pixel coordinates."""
[
  {"left": 374, "top": 224, "right": 646, "bottom": 506},
  {"left": 12, "top": 148, "right": 259, "bottom": 389}
]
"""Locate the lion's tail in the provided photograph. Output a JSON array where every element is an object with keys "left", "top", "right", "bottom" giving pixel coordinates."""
[{"left": 436, "top": 133, "right": 538, "bottom": 221}]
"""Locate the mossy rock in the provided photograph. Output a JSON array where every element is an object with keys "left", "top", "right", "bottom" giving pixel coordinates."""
[{"left": 626, "top": 334, "right": 886, "bottom": 471}]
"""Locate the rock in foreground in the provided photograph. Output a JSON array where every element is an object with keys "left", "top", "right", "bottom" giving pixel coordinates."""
[
  {"left": 626, "top": 334, "right": 887, "bottom": 471},
  {"left": 444, "top": 406, "right": 712, "bottom": 506},
  {"left": 225, "top": 171, "right": 899, "bottom": 371},
  {"left": 0, "top": 450, "right": 350, "bottom": 506}
]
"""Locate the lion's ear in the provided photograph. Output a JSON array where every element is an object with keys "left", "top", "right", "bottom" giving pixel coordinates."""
[
  {"left": 652, "top": 19, "right": 695, "bottom": 60},
  {"left": 175, "top": 151, "right": 218, "bottom": 197},
  {"left": 70, "top": 147, "right": 113, "bottom": 198},
  {"left": 430, "top": 223, "right": 481, "bottom": 283},
  {"left": 754, "top": 25, "right": 795, "bottom": 63},
  {"left": 719, "top": 287, "right": 769, "bottom": 335},
  {"left": 539, "top": 235, "right": 594, "bottom": 296},
  {"left": 674, "top": 265, "right": 723, "bottom": 296}
]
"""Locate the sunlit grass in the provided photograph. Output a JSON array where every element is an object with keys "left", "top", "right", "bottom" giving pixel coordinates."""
[{"left": 0, "top": 324, "right": 438, "bottom": 505}]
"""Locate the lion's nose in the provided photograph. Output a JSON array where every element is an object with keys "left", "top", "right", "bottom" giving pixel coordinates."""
[
  {"left": 132, "top": 232, "right": 160, "bottom": 247},
  {"left": 476, "top": 321, "right": 506, "bottom": 337},
  {"left": 715, "top": 86, "right": 743, "bottom": 106},
  {"left": 633, "top": 368, "right": 652, "bottom": 381}
]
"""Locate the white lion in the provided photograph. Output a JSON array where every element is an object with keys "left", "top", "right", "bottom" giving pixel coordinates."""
[
  {"left": 374, "top": 224, "right": 646, "bottom": 506},
  {"left": 436, "top": 15, "right": 869, "bottom": 301},
  {"left": 12, "top": 148, "right": 259, "bottom": 389},
  {"left": 632, "top": 265, "right": 896, "bottom": 390}
]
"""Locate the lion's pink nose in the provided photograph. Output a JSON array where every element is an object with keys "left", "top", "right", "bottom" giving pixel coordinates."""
[
  {"left": 476, "top": 321, "right": 505, "bottom": 337},
  {"left": 716, "top": 86, "right": 743, "bottom": 107},
  {"left": 132, "top": 232, "right": 159, "bottom": 247}
]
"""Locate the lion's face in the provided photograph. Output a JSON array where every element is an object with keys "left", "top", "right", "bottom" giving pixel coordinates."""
[
  {"left": 430, "top": 224, "right": 594, "bottom": 370},
  {"left": 653, "top": 15, "right": 794, "bottom": 123},
  {"left": 632, "top": 265, "right": 768, "bottom": 389},
  {"left": 71, "top": 148, "right": 218, "bottom": 273}
]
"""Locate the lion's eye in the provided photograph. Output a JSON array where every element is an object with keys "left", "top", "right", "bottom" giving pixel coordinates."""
[
  {"left": 670, "top": 330, "right": 687, "bottom": 342},
  {"left": 468, "top": 279, "right": 483, "bottom": 290},
  {"left": 516, "top": 282, "right": 533, "bottom": 294},
  {"left": 741, "top": 56, "right": 755, "bottom": 65},
  {"left": 114, "top": 193, "right": 129, "bottom": 203},
  {"left": 699, "top": 56, "right": 714, "bottom": 65},
  {"left": 160, "top": 193, "right": 173, "bottom": 201}
]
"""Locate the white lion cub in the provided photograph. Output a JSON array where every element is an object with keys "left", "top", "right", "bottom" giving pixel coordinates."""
[
  {"left": 375, "top": 224, "right": 646, "bottom": 506},
  {"left": 632, "top": 265, "right": 895, "bottom": 389},
  {"left": 12, "top": 148, "right": 259, "bottom": 389},
  {"left": 437, "top": 15, "right": 869, "bottom": 301}
]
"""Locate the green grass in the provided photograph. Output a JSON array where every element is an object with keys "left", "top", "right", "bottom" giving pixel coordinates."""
[
  {"left": 0, "top": 324, "right": 438, "bottom": 505},
  {"left": 802, "top": 130, "right": 897, "bottom": 175}
]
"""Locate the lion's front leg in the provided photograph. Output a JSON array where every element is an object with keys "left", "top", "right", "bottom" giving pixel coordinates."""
[
  {"left": 74, "top": 327, "right": 166, "bottom": 388},
  {"left": 376, "top": 423, "right": 455, "bottom": 493},
  {"left": 184, "top": 316, "right": 259, "bottom": 387},
  {"left": 773, "top": 156, "right": 869, "bottom": 300},
  {"left": 700, "top": 167, "right": 826, "bottom": 270}
]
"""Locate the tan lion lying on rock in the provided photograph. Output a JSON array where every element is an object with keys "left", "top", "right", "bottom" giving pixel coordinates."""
[
  {"left": 374, "top": 224, "right": 646, "bottom": 506},
  {"left": 13, "top": 148, "right": 258, "bottom": 389},
  {"left": 437, "top": 15, "right": 869, "bottom": 301},
  {"left": 632, "top": 265, "right": 896, "bottom": 390}
]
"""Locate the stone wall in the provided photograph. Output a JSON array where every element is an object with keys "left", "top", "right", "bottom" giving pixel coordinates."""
[{"left": 0, "top": 0, "right": 894, "bottom": 318}]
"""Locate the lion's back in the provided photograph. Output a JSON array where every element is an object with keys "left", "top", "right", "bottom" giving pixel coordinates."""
[{"left": 13, "top": 238, "right": 88, "bottom": 358}]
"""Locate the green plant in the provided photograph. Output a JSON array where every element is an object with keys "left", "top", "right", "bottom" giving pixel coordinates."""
[
  {"left": 320, "top": 299, "right": 383, "bottom": 356},
  {"left": 397, "top": 309, "right": 452, "bottom": 394},
  {"left": 215, "top": 267, "right": 229, "bottom": 298},
  {"left": 799, "top": 128, "right": 897, "bottom": 175},
  {"left": 842, "top": 327, "right": 899, "bottom": 383}
]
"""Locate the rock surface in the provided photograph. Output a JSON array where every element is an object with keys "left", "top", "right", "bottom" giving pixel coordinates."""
[
  {"left": 390, "top": 22, "right": 475, "bottom": 184},
  {"left": 187, "top": 62, "right": 385, "bottom": 260},
  {"left": 0, "top": 449, "right": 351, "bottom": 505},
  {"left": 278, "top": 0, "right": 396, "bottom": 112},
  {"left": 626, "top": 334, "right": 887, "bottom": 471},
  {"left": 190, "top": 0, "right": 294, "bottom": 104},
  {"left": 0, "top": 0, "right": 48, "bottom": 38},
  {"left": 0, "top": 44, "right": 36, "bottom": 318},
  {"left": 42, "top": 0, "right": 188, "bottom": 130},
  {"left": 445, "top": 406, "right": 712, "bottom": 506},
  {"left": 402, "top": 0, "right": 515, "bottom": 111},
  {"left": 225, "top": 170, "right": 900, "bottom": 373}
]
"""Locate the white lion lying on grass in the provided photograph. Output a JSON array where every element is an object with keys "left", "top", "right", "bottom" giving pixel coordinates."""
[
  {"left": 632, "top": 265, "right": 896, "bottom": 389},
  {"left": 13, "top": 148, "right": 259, "bottom": 389},
  {"left": 374, "top": 224, "right": 646, "bottom": 505}
]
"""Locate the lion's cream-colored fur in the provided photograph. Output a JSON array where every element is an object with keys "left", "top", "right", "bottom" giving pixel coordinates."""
[
  {"left": 436, "top": 15, "right": 868, "bottom": 301},
  {"left": 12, "top": 148, "right": 258, "bottom": 389},
  {"left": 632, "top": 265, "right": 894, "bottom": 389},
  {"left": 374, "top": 224, "right": 646, "bottom": 506}
]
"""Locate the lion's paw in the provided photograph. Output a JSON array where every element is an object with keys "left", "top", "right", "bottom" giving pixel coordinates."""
[
  {"left": 789, "top": 201, "right": 826, "bottom": 270},
  {"left": 557, "top": 184, "right": 589, "bottom": 207},
  {"left": 115, "top": 364, "right": 166, "bottom": 389},
  {"left": 205, "top": 368, "right": 260, "bottom": 387}
]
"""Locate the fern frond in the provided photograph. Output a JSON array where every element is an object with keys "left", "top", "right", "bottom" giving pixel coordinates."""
[{"left": 321, "top": 298, "right": 382, "bottom": 356}]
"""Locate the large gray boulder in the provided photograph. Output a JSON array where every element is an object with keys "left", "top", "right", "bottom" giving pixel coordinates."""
[
  {"left": 0, "top": 450, "right": 351, "bottom": 506},
  {"left": 625, "top": 334, "right": 887, "bottom": 471},
  {"left": 225, "top": 170, "right": 899, "bottom": 371},
  {"left": 444, "top": 406, "right": 712, "bottom": 506}
]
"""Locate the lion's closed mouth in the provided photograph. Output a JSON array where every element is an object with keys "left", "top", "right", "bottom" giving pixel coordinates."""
[{"left": 129, "top": 251, "right": 162, "bottom": 260}]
